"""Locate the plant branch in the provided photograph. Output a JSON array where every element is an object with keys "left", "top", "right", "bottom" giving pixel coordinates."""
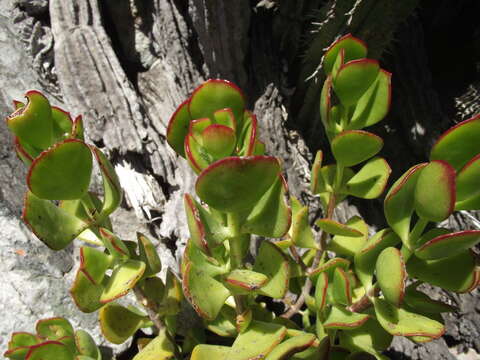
[
  {"left": 133, "top": 286, "right": 182, "bottom": 359},
  {"left": 281, "top": 192, "right": 336, "bottom": 319},
  {"left": 347, "top": 285, "right": 380, "bottom": 313}
]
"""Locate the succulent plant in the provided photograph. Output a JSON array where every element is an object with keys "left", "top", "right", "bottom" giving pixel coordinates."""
[{"left": 5, "top": 34, "right": 480, "bottom": 359}]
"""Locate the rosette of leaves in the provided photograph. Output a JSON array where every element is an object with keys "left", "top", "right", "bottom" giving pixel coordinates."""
[{"left": 4, "top": 317, "right": 101, "bottom": 360}]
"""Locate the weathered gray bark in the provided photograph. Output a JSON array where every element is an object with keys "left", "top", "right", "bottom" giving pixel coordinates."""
[{"left": 1, "top": 0, "right": 479, "bottom": 359}]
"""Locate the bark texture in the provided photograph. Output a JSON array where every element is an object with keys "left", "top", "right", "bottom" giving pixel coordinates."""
[{"left": 1, "top": 0, "right": 479, "bottom": 359}]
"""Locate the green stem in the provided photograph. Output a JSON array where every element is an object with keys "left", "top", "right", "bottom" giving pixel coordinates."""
[
  {"left": 227, "top": 212, "right": 247, "bottom": 316},
  {"left": 409, "top": 217, "right": 429, "bottom": 248},
  {"left": 333, "top": 164, "right": 344, "bottom": 193}
]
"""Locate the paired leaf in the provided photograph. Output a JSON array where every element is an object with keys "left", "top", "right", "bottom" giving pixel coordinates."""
[
  {"left": 333, "top": 60, "right": 380, "bottom": 106},
  {"left": 99, "top": 303, "right": 145, "bottom": 344},
  {"left": 183, "top": 262, "right": 230, "bottom": 320},
  {"left": 344, "top": 157, "right": 391, "bottom": 199},
  {"left": 406, "top": 251, "right": 477, "bottom": 292},
  {"left": 374, "top": 298, "right": 445, "bottom": 339},
  {"left": 316, "top": 218, "right": 363, "bottom": 238},
  {"left": 25, "top": 341, "right": 71, "bottom": 360},
  {"left": 100, "top": 260, "right": 146, "bottom": 303},
  {"left": 23, "top": 191, "right": 89, "bottom": 250},
  {"left": 331, "top": 131, "right": 383, "bottom": 167},
  {"left": 430, "top": 113, "right": 480, "bottom": 171},
  {"left": 328, "top": 216, "right": 368, "bottom": 257},
  {"left": 253, "top": 241, "right": 290, "bottom": 299},
  {"left": 27, "top": 139, "right": 92, "bottom": 200},
  {"left": 289, "top": 197, "right": 316, "bottom": 249},
  {"left": 225, "top": 269, "right": 268, "bottom": 293},
  {"left": 414, "top": 160, "right": 456, "bottom": 222},
  {"left": 74, "top": 330, "right": 101, "bottom": 360},
  {"left": 354, "top": 229, "right": 401, "bottom": 289},
  {"left": 415, "top": 230, "right": 480, "bottom": 260},
  {"left": 196, "top": 156, "right": 280, "bottom": 212},
  {"left": 323, "top": 34, "right": 367, "bottom": 75},
  {"left": 384, "top": 163, "right": 427, "bottom": 246},
  {"left": 376, "top": 247, "right": 406, "bottom": 307}
]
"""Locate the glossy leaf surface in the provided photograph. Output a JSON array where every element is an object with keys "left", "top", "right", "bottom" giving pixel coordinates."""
[
  {"left": 23, "top": 191, "right": 89, "bottom": 250},
  {"left": 333, "top": 60, "right": 380, "bottom": 106},
  {"left": 455, "top": 154, "right": 480, "bottom": 210},
  {"left": 415, "top": 230, "right": 480, "bottom": 260},
  {"left": 27, "top": 139, "right": 92, "bottom": 200},
  {"left": 137, "top": 233, "right": 162, "bottom": 277},
  {"left": 324, "top": 306, "right": 369, "bottom": 330},
  {"left": 323, "top": 34, "right": 367, "bottom": 75},
  {"left": 166, "top": 100, "right": 190, "bottom": 157},
  {"left": 196, "top": 156, "right": 280, "bottom": 212},
  {"left": 376, "top": 247, "right": 406, "bottom": 307},
  {"left": 328, "top": 216, "right": 368, "bottom": 257},
  {"left": 331, "top": 130, "right": 383, "bottom": 167},
  {"left": 99, "top": 303, "right": 145, "bottom": 344},
  {"left": 183, "top": 262, "right": 230, "bottom": 320},
  {"left": 225, "top": 269, "right": 268, "bottom": 293},
  {"left": 228, "top": 321, "right": 286, "bottom": 360},
  {"left": 384, "top": 163, "right": 427, "bottom": 246},
  {"left": 414, "top": 160, "right": 455, "bottom": 222},
  {"left": 374, "top": 298, "right": 445, "bottom": 339},
  {"left": 430, "top": 113, "right": 480, "bottom": 171},
  {"left": 100, "top": 260, "right": 146, "bottom": 303},
  {"left": 345, "top": 157, "right": 391, "bottom": 199},
  {"left": 348, "top": 70, "right": 392, "bottom": 130},
  {"left": 253, "top": 241, "right": 290, "bottom": 299},
  {"left": 316, "top": 218, "right": 363, "bottom": 237},
  {"left": 265, "top": 333, "right": 316, "bottom": 360},
  {"left": 407, "top": 251, "right": 476, "bottom": 292}
]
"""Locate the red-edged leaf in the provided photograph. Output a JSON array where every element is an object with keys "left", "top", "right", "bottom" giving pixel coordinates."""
[
  {"left": 323, "top": 34, "right": 368, "bottom": 75},
  {"left": 166, "top": 99, "right": 191, "bottom": 157},
  {"left": 415, "top": 230, "right": 480, "bottom": 260},
  {"left": 331, "top": 130, "right": 383, "bottom": 167}
]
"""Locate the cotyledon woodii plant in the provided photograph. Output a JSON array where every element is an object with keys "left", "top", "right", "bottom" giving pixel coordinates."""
[{"left": 4, "top": 33, "right": 480, "bottom": 360}]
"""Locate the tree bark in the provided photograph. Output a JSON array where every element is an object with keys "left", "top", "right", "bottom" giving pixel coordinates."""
[{"left": 1, "top": 0, "right": 479, "bottom": 358}]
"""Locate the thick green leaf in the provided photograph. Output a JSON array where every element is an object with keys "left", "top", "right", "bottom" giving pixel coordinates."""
[
  {"left": 205, "top": 305, "right": 237, "bottom": 337},
  {"left": 320, "top": 76, "right": 333, "bottom": 130},
  {"left": 189, "top": 79, "right": 246, "bottom": 131},
  {"left": 159, "top": 269, "right": 183, "bottom": 316},
  {"left": 14, "top": 136, "right": 36, "bottom": 165},
  {"left": 137, "top": 233, "right": 162, "bottom": 277},
  {"left": 6, "top": 90, "right": 53, "bottom": 150},
  {"left": 289, "top": 197, "right": 317, "bottom": 249},
  {"left": 253, "top": 241, "right": 290, "bottom": 299},
  {"left": 328, "top": 216, "right": 368, "bottom": 257},
  {"left": 415, "top": 230, "right": 480, "bottom": 260},
  {"left": 184, "top": 194, "right": 229, "bottom": 252},
  {"left": 71, "top": 115, "right": 85, "bottom": 140},
  {"left": 339, "top": 318, "right": 393, "bottom": 355},
  {"left": 191, "top": 344, "right": 231, "bottom": 360},
  {"left": 201, "top": 124, "right": 236, "bottom": 159},
  {"left": 214, "top": 108, "right": 236, "bottom": 131},
  {"left": 183, "top": 262, "right": 230, "bottom": 320},
  {"left": 344, "top": 157, "right": 391, "bottom": 199},
  {"left": 265, "top": 333, "right": 316, "bottom": 360},
  {"left": 166, "top": 100, "right": 191, "bottom": 157},
  {"left": 196, "top": 156, "right": 280, "bottom": 212},
  {"left": 324, "top": 306, "right": 369, "bottom": 330},
  {"left": 74, "top": 330, "right": 101, "bottom": 360},
  {"left": 185, "top": 132, "right": 211, "bottom": 173},
  {"left": 406, "top": 251, "right": 477, "bottom": 292},
  {"left": 99, "top": 228, "right": 130, "bottom": 260},
  {"left": 414, "top": 160, "right": 456, "bottom": 222},
  {"left": 241, "top": 174, "right": 291, "bottom": 237},
  {"left": 225, "top": 269, "right": 268, "bottom": 293},
  {"left": 133, "top": 329, "right": 176, "bottom": 360},
  {"left": 430, "top": 113, "right": 480, "bottom": 171},
  {"left": 348, "top": 70, "right": 392, "bottom": 130},
  {"left": 99, "top": 303, "right": 145, "bottom": 344},
  {"left": 323, "top": 34, "right": 367, "bottom": 75},
  {"left": 91, "top": 147, "right": 122, "bottom": 218},
  {"left": 333, "top": 60, "right": 380, "bottom": 106},
  {"left": 354, "top": 229, "right": 401, "bottom": 289},
  {"left": 51, "top": 106, "right": 73, "bottom": 140},
  {"left": 376, "top": 247, "right": 406, "bottom": 307},
  {"left": 316, "top": 218, "right": 363, "bottom": 238},
  {"left": 374, "top": 298, "right": 445, "bottom": 339},
  {"left": 182, "top": 240, "right": 228, "bottom": 278},
  {"left": 228, "top": 321, "right": 286, "bottom": 360},
  {"left": 455, "top": 154, "right": 480, "bottom": 210},
  {"left": 25, "top": 341, "right": 71, "bottom": 360},
  {"left": 100, "top": 260, "right": 146, "bottom": 303},
  {"left": 331, "top": 130, "right": 383, "bottom": 167},
  {"left": 310, "top": 258, "right": 351, "bottom": 282},
  {"left": 315, "top": 272, "right": 329, "bottom": 312},
  {"left": 7, "top": 332, "right": 40, "bottom": 350},
  {"left": 404, "top": 286, "right": 456, "bottom": 314},
  {"left": 384, "top": 163, "right": 427, "bottom": 246},
  {"left": 237, "top": 110, "right": 257, "bottom": 156},
  {"left": 36, "top": 317, "right": 73, "bottom": 340},
  {"left": 22, "top": 191, "right": 89, "bottom": 250},
  {"left": 291, "top": 336, "right": 330, "bottom": 359},
  {"left": 27, "top": 139, "right": 92, "bottom": 200},
  {"left": 70, "top": 270, "right": 104, "bottom": 313},
  {"left": 310, "top": 150, "right": 323, "bottom": 194},
  {"left": 79, "top": 246, "right": 111, "bottom": 284},
  {"left": 332, "top": 267, "right": 352, "bottom": 305}
]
